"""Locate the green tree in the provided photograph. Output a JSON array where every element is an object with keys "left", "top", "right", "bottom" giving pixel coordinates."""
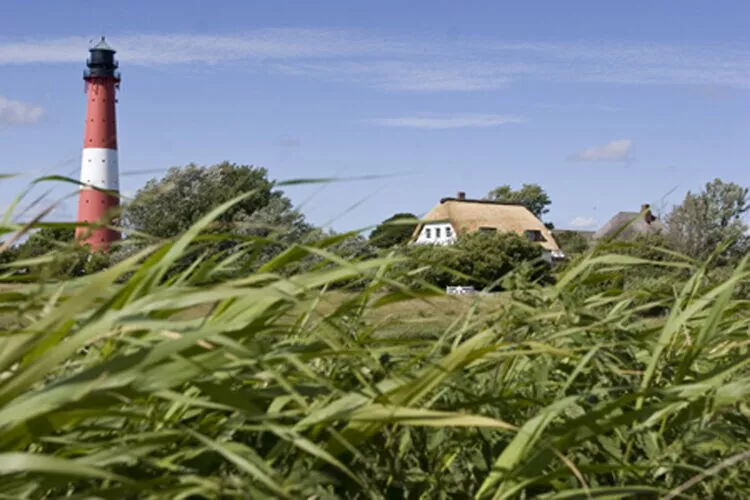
[
  {"left": 485, "top": 184, "right": 551, "bottom": 219},
  {"left": 369, "top": 213, "right": 418, "bottom": 248},
  {"left": 123, "top": 161, "right": 303, "bottom": 239},
  {"left": 485, "top": 183, "right": 553, "bottom": 227},
  {"left": 120, "top": 162, "right": 315, "bottom": 276},
  {"left": 231, "top": 196, "right": 316, "bottom": 264},
  {"left": 666, "top": 178, "right": 749, "bottom": 262}
]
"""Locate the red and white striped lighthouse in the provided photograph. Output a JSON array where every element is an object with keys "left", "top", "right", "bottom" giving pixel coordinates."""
[{"left": 75, "top": 37, "right": 121, "bottom": 251}]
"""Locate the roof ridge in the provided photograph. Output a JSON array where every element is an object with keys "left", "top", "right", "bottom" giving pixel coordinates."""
[{"left": 439, "top": 197, "right": 525, "bottom": 206}]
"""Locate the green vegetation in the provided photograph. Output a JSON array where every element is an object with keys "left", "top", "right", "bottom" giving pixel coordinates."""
[
  {"left": 665, "top": 178, "right": 749, "bottom": 264},
  {"left": 1, "top": 167, "right": 750, "bottom": 498},
  {"left": 553, "top": 230, "right": 591, "bottom": 256},
  {"left": 402, "top": 231, "right": 551, "bottom": 290},
  {"left": 123, "top": 161, "right": 310, "bottom": 240},
  {"left": 484, "top": 183, "right": 554, "bottom": 229},
  {"left": 8, "top": 226, "right": 110, "bottom": 279},
  {"left": 369, "top": 213, "right": 418, "bottom": 249}
]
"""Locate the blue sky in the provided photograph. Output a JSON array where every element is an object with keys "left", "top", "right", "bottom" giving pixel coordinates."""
[{"left": 1, "top": 0, "right": 749, "bottom": 233}]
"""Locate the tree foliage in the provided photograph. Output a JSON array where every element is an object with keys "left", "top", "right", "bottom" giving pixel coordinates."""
[
  {"left": 666, "top": 178, "right": 749, "bottom": 262},
  {"left": 123, "top": 161, "right": 304, "bottom": 239},
  {"left": 369, "top": 213, "right": 418, "bottom": 248},
  {"left": 485, "top": 183, "right": 552, "bottom": 221},
  {"left": 119, "top": 161, "right": 317, "bottom": 277}
]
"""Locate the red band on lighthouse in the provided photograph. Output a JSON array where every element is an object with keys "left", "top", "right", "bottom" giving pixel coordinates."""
[{"left": 75, "top": 37, "right": 121, "bottom": 251}]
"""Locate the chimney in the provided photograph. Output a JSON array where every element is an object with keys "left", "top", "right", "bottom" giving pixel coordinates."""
[
  {"left": 641, "top": 203, "right": 656, "bottom": 224},
  {"left": 457, "top": 191, "right": 466, "bottom": 200}
]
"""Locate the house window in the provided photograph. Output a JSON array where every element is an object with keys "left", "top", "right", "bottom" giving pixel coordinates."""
[
  {"left": 525, "top": 230, "right": 544, "bottom": 242},
  {"left": 435, "top": 227, "right": 441, "bottom": 238},
  {"left": 425, "top": 228, "right": 431, "bottom": 239},
  {"left": 446, "top": 227, "right": 452, "bottom": 238}
]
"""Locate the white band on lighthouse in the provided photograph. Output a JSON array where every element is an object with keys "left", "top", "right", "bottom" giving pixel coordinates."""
[{"left": 80, "top": 148, "right": 119, "bottom": 191}]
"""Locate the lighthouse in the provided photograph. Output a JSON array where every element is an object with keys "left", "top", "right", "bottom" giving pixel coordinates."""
[{"left": 75, "top": 37, "right": 121, "bottom": 251}]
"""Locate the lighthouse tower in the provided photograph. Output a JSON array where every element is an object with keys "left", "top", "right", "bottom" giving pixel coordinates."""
[{"left": 75, "top": 37, "right": 121, "bottom": 251}]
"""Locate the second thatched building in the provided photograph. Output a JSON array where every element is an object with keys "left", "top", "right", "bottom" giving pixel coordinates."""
[{"left": 592, "top": 204, "right": 665, "bottom": 242}]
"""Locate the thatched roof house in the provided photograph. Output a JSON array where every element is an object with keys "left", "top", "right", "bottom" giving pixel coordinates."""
[
  {"left": 593, "top": 204, "right": 665, "bottom": 241},
  {"left": 411, "top": 192, "right": 564, "bottom": 260}
]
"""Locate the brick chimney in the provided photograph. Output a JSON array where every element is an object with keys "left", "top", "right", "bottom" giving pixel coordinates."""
[
  {"left": 457, "top": 191, "right": 466, "bottom": 200},
  {"left": 641, "top": 203, "right": 656, "bottom": 224}
]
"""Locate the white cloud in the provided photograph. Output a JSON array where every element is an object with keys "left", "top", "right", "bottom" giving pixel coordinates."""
[
  {"left": 0, "top": 30, "right": 394, "bottom": 65},
  {"left": 534, "top": 102, "right": 624, "bottom": 112},
  {"left": 569, "top": 216, "right": 598, "bottom": 229},
  {"left": 0, "top": 31, "right": 748, "bottom": 92},
  {"left": 569, "top": 139, "right": 634, "bottom": 162},
  {"left": 367, "top": 113, "right": 526, "bottom": 129},
  {"left": 0, "top": 30, "right": 429, "bottom": 70},
  {"left": 273, "top": 60, "right": 517, "bottom": 91},
  {"left": 0, "top": 96, "right": 45, "bottom": 125}
]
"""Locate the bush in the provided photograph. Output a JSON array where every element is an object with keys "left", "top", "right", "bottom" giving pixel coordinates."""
[
  {"left": 403, "top": 231, "right": 552, "bottom": 291},
  {"left": 3, "top": 226, "right": 111, "bottom": 280},
  {"left": 554, "top": 230, "right": 590, "bottom": 256},
  {"left": 369, "top": 213, "right": 418, "bottom": 249}
]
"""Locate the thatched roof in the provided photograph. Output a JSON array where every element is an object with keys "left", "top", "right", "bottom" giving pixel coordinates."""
[
  {"left": 412, "top": 197, "right": 561, "bottom": 252},
  {"left": 593, "top": 211, "right": 665, "bottom": 241}
]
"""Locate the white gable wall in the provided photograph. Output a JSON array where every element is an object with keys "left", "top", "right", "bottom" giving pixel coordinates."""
[{"left": 414, "top": 222, "right": 457, "bottom": 245}]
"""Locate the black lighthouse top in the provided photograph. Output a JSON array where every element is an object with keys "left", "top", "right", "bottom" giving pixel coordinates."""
[{"left": 84, "top": 37, "right": 120, "bottom": 81}]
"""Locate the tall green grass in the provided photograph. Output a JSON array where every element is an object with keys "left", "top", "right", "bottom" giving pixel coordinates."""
[{"left": 1, "top": 191, "right": 750, "bottom": 498}]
